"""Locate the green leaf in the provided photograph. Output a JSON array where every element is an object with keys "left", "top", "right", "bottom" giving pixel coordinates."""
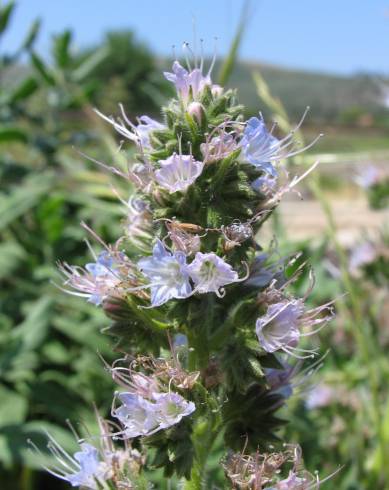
[
  {"left": 12, "top": 297, "right": 53, "bottom": 351},
  {"left": 0, "top": 172, "right": 54, "bottom": 230},
  {"left": 0, "top": 386, "right": 27, "bottom": 427},
  {"left": 30, "top": 51, "right": 56, "bottom": 85},
  {"left": 20, "top": 18, "right": 40, "bottom": 51},
  {"left": 42, "top": 341, "right": 71, "bottom": 364},
  {"left": 52, "top": 30, "right": 72, "bottom": 69},
  {"left": 0, "top": 1, "right": 15, "bottom": 36},
  {"left": 0, "top": 127, "right": 28, "bottom": 144},
  {"left": 7, "top": 76, "right": 38, "bottom": 104},
  {"left": 72, "top": 46, "right": 110, "bottom": 82},
  {"left": 0, "top": 240, "right": 26, "bottom": 278},
  {"left": 217, "top": 0, "right": 250, "bottom": 86}
]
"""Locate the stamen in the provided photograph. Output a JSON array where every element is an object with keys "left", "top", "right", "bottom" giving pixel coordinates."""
[
  {"left": 182, "top": 42, "right": 192, "bottom": 71},
  {"left": 199, "top": 38, "right": 204, "bottom": 71},
  {"left": 207, "top": 36, "right": 218, "bottom": 78},
  {"left": 73, "top": 147, "right": 128, "bottom": 181},
  {"left": 118, "top": 103, "right": 136, "bottom": 129},
  {"left": 192, "top": 17, "right": 198, "bottom": 68}
]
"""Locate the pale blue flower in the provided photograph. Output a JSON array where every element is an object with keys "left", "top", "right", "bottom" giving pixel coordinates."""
[
  {"left": 241, "top": 117, "right": 279, "bottom": 176},
  {"left": 136, "top": 115, "right": 165, "bottom": 149},
  {"left": 112, "top": 393, "right": 159, "bottom": 439},
  {"left": 244, "top": 253, "right": 286, "bottom": 289},
  {"left": 265, "top": 363, "right": 295, "bottom": 400},
  {"left": 256, "top": 300, "right": 304, "bottom": 354},
  {"left": 59, "top": 252, "right": 122, "bottom": 306},
  {"left": 112, "top": 391, "right": 195, "bottom": 439},
  {"left": 201, "top": 131, "right": 238, "bottom": 163},
  {"left": 66, "top": 443, "right": 105, "bottom": 488},
  {"left": 349, "top": 241, "right": 377, "bottom": 275},
  {"left": 354, "top": 165, "right": 380, "bottom": 189},
  {"left": 251, "top": 174, "right": 278, "bottom": 196},
  {"left": 94, "top": 106, "right": 165, "bottom": 150},
  {"left": 241, "top": 109, "right": 321, "bottom": 174},
  {"left": 275, "top": 471, "right": 309, "bottom": 489},
  {"left": 153, "top": 392, "right": 196, "bottom": 429},
  {"left": 85, "top": 251, "right": 115, "bottom": 277},
  {"left": 164, "top": 61, "right": 211, "bottom": 102},
  {"left": 39, "top": 436, "right": 108, "bottom": 489},
  {"left": 155, "top": 153, "right": 204, "bottom": 193},
  {"left": 186, "top": 252, "right": 240, "bottom": 297},
  {"left": 305, "top": 383, "right": 335, "bottom": 410},
  {"left": 138, "top": 240, "right": 192, "bottom": 306}
]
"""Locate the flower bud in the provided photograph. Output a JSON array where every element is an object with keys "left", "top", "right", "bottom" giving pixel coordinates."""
[
  {"left": 211, "top": 84, "right": 223, "bottom": 97},
  {"left": 187, "top": 101, "right": 205, "bottom": 124},
  {"left": 103, "top": 296, "right": 132, "bottom": 321}
]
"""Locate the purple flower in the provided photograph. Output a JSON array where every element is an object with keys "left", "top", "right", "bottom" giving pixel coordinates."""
[
  {"left": 256, "top": 296, "right": 333, "bottom": 358},
  {"left": 265, "top": 363, "right": 296, "bottom": 400},
  {"left": 241, "top": 110, "right": 321, "bottom": 174},
  {"left": 186, "top": 252, "right": 240, "bottom": 297},
  {"left": 354, "top": 165, "right": 380, "bottom": 189},
  {"left": 85, "top": 251, "right": 114, "bottom": 276},
  {"left": 155, "top": 153, "right": 204, "bottom": 193},
  {"left": 349, "top": 241, "right": 377, "bottom": 274},
  {"left": 251, "top": 174, "right": 278, "bottom": 196},
  {"left": 136, "top": 115, "right": 165, "bottom": 149},
  {"left": 164, "top": 61, "right": 212, "bottom": 102},
  {"left": 94, "top": 106, "right": 165, "bottom": 150},
  {"left": 275, "top": 471, "right": 310, "bottom": 489},
  {"left": 241, "top": 117, "right": 279, "bottom": 176},
  {"left": 38, "top": 436, "right": 108, "bottom": 489},
  {"left": 112, "top": 391, "right": 195, "bottom": 439},
  {"left": 153, "top": 392, "right": 196, "bottom": 429},
  {"left": 112, "top": 393, "right": 159, "bottom": 438},
  {"left": 58, "top": 251, "right": 122, "bottom": 306},
  {"left": 201, "top": 131, "right": 238, "bottom": 163},
  {"left": 66, "top": 444, "right": 106, "bottom": 488},
  {"left": 138, "top": 240, "right": 192, "bottom": 307},
  {"left": 305, "top": 383, "right": 335, "bottom": 409},
  {"left": 256, "top": 300, "right": 304, "bottom": 354},
  {"left": 124, "top": 197, "right": 152, "bottom": 250}
]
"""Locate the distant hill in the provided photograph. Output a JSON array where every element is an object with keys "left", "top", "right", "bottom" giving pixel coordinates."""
[
  {"left": 223, "top": 60, "right": 386, "bottom": 123},
  {"left": 5, "top": 57, "right": 388, "bottom": 127}
]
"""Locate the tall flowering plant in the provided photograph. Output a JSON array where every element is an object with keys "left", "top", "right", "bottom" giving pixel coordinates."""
[{"left": 39, "top": 48, "right": 336, "bottom": 489}]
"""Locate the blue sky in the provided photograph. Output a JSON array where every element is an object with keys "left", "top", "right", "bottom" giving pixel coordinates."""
[{"left": 4, "top": 0, "right": 389, "bottom": 75}]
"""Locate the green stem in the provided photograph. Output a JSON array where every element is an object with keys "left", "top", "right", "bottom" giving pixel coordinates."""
[
  {"left": 183, "top": 417, "right": 219, "bottom": 490},
  {"left": 184, "top": 296, "right": 220, "bottom": 488}
]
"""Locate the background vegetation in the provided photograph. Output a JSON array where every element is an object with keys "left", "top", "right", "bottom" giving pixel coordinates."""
[{"left": 0, "top": 1, "right": 388, "bottom": 488}]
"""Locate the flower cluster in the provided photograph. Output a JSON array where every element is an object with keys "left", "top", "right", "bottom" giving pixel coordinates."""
[
  {"left": 113, "top": 391, "right": 195, "bottom": 439},
  {"left": 136, "top": 239, "right": 247, "bottom": 304},
  {"left": 256, "top": 297, "right": 334, "bottom": 359},
  {"left": 30, "top": 413, "right": 145, "bottom": 489},
  {"left": 107, "top": 356, "right": 196, "bottom": 439},
  {"left": 223, "top": 444, "right": 339, "bottom": 489},
  {"left": 47, "top": 41, "right": 336, "bottom": 487}
]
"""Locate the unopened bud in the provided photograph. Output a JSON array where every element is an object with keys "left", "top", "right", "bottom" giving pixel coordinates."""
[
  {"left": 211, "top": 84, "right": 223, "bottom": 97},
  {"left": 103, "top": 296, "right": 131, "bottom": 321},
  {"left": 187, "top": 101, "right": 205, "bottom": 124}
]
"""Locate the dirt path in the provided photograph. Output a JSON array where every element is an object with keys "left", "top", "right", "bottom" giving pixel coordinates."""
[
  {"left": 274, "top": 198, "right": 388, "bottom": 245},
  {"left": 262, "top": 155, "right": 388, "bottom": 245}
]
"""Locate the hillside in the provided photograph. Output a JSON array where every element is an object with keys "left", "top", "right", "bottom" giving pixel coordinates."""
[{"left": 223, "top": 60, "right": 385, "bottom": 123}]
